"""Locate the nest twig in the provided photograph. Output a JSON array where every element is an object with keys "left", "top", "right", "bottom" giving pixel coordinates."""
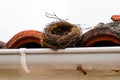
[
  {"left": 43, "top": 21, "right": 81, "bottom": 49},
  {"left": 45, "top": 12, "right": 69, "bottom": 21}
]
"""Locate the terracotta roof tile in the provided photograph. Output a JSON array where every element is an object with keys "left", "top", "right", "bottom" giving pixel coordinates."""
[
  {"left": 111, "top": 15, "right": 120, "bottom": 21},
  {"left": 7, "top": 30, "right": 42, "bottom": 48},
  {"left": 81, "top": 22, "right": 120, "bottom": 47},
  {"left": 0, "top": 41, "right": 7, "bottom": 49}
]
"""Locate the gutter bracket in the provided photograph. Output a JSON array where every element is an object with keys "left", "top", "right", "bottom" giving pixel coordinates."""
[{"left": 19, "top": 48, "right": 30, "bottom": 73}]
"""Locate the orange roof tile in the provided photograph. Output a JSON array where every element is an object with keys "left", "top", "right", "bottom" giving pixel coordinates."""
[
  {"left": 81, "top": 22, "right": 120, "bottom": 47},
  {"left": 7, "top": 30, "right": 42, "bottom": 48},
  {"left": 111, "top": 15, "right": 120, "bottom": 21}
]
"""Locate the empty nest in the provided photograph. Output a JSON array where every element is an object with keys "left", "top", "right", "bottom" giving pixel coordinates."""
[{"left": 42, "top": 21, "right": 81, "bottom": 49}]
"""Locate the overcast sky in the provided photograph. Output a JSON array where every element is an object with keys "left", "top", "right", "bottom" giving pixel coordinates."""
[{"left": 0, "top": 0, "right": 119, "bottom": 42}]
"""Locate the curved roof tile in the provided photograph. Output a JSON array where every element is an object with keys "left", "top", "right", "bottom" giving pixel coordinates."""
[
  {"left": 7, "top": 30, "right": 42, "bottom": 48},
  {"left": 0, "top": 41, "right": 7, "bottom": 49},
  {"left": 81, "top": 22, "right": 120, "bottom": 47},
  {"left": 111, "top": 15, "right": 120, "bottom": 21}
]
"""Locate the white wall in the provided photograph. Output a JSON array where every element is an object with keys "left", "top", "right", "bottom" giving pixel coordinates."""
[{"left": 0, "top": 69, "right": 120, "bottom": 80}]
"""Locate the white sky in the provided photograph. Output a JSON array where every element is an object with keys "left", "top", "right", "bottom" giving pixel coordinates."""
[{"left": 0, "top": 0, "right": 119, "bottom": 42}]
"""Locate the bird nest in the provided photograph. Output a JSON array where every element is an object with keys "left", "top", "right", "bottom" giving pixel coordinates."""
[{"left": 42, "top": 21, "right": 81, "bottom": 49}]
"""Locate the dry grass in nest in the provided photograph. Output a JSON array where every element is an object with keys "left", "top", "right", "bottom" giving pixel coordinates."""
[{"left": 42, "top": 21, "right": 81, "bottom": 49}]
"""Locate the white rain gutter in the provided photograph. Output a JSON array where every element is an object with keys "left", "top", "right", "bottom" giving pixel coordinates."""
[{"left": 0, "top": 47, "right": 120, "bottom": 73}]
